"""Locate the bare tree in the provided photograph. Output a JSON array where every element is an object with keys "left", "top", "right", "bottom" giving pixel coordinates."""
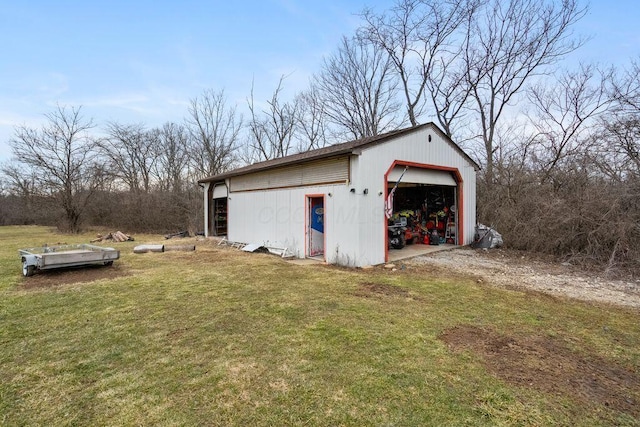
[
  {"left": 187, "top": 89, "right": 241, "bottom": 177},
  {"left": 246, "top": 76, "right": 299, "bottom": 162},
  {"left": 314, "top": 36, "right": 401, "bottom": 140},
  {"left": 0, "top": 174, "right": 6, "bottom": 197},
  {"left": 611, "top": 58, "right": 640, "bottom": 113},
  {"left": 9, "top": 105, "right": 99, "bottom": 232},
  {"left": 0, "top": 162, "right": 43, "bottom": 224},
  {"left": 1, "top": 163, "right": 39, "bottom": 199},
  {"left": 153, "top": 122, "right": 190, "bottom": 193},
  {"left": 597, "top": 116, "right": 640, "bottom": 181},
  {"left": 295, "top": 84, "right": 331, "bottom": 152},
  {"left": 99, "top": 122, "right": 158, "bottom": 193},
  {"left": 591, "top": 60, "right": 640, "bottom": 181},
  {"left": 464, "top": 0, "right": 587, "bottom": 182},
  {"left": 360, "top": 0, "right": 479, "bottom": 128},
  {"left": 526, "top": 64, "right": 614, "bottom": 183},
  {"left": 425, "top": 53, "right": 476, "bottom": 139}
]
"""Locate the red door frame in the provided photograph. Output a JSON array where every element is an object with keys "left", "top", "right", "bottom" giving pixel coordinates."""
[
  {"left": 305, "top": 194, "right": 326, "bottom": 261},
  {"left": 383, "top": 160, "right": 464, "bottom": 263}
]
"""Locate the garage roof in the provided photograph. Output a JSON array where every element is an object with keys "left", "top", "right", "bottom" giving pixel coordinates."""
[{"left": 198, "top": 123, "right": 480, "bottom": 184}]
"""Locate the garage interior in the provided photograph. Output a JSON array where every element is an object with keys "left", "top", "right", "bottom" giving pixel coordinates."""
[{"left": 387, "top": 168, "right": 459, "bottom": 261}]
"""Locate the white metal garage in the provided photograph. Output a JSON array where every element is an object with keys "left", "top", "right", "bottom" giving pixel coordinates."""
[{"left": 198, "top": 123, "right": 479, "bottom": 267}]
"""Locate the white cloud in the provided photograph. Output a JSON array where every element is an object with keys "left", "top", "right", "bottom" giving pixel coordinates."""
[
  {"left": 71, "top": 93, "right": 150, "bottom": 110},
  {"left": 0, "top": 109, "right": 46, "bottom": 130},
  {"left": 37, "top": 72, "right": 69, "bottom": 98}
]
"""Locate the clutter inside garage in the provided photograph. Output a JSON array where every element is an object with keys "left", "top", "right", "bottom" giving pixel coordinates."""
[{"left": 387, "top": 183, "right": 457, "bottom": 250}]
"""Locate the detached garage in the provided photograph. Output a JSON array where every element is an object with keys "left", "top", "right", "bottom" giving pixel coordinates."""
[{"left": 198, "top": 123, "right": 479, "bottom": 267}]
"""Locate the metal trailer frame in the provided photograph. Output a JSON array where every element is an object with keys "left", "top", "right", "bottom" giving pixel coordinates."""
[{"left": 19, "top": 244, "right": 120, "bottom": 277}]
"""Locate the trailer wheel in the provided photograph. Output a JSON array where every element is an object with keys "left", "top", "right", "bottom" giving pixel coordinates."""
[
  {"left": 22, "top": 260, "right": 35, "bottom": 277},
  {"left": 104, "top": 261, "right": 114, "bottom": 266}
]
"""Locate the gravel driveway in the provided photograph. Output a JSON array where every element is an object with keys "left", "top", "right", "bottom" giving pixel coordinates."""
[{"left": 407, "top": 247, "right": 640, "bottom": 309}]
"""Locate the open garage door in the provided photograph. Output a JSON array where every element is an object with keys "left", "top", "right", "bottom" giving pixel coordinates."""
[
  {"left": 387, "top": 166, "right": 457, "bottom": 187},
  {"left": 386, "top": 166, "right": 460, "bottom": 259},
  {"left": 208, "top": 183, "right": 228, "bottom": 236}
]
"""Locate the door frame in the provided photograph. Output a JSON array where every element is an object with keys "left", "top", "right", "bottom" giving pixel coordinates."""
[
  {"left": 305, "top": 194, "right": 326, "bottom": 261},
  {"left": 383, "top": 160, "right": 464, "bottom": 263}
]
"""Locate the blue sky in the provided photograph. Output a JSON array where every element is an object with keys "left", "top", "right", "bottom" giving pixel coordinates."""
[{"left": 0, "top": 0, "right": 638, "bottom": 163}]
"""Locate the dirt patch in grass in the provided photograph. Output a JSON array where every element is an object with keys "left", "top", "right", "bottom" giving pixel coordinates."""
[
  {"left": 156, "top": 246, "right": 249, "bottom": 263},
  {"left": 357, "top": 282, "right": 410, "bottom": 297},
  {"left": 19, "top": 264, "right": 129, "bottom": 289},
  {"left": 440, "top": 325, "right": 640, "bottom": 417},
  {"left": 355, "top": 282, "right": 423, "bottom": 300}
]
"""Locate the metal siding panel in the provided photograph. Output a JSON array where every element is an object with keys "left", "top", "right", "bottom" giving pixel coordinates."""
[
  {"left": 329, "top": 187, "right": 362, "bottom": 266},
  {"left": 275, "top": 190, "right": 292, "bottom": 249},
  {"left": 347, "top": 154, "right": 385, "bottom": 267},
  {"left": 227, "top": 184, "right": 359, "bottom": 263},
  {"left": 230, "top": 157, "right": 349, "bottom": 192}
]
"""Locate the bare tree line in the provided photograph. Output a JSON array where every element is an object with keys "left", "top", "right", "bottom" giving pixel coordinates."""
[
  {"left": 1, "top": 0, "right": 639, "bottom": 274},
  {"left": 0, "top": 95, "right": 242, "bottom": 234}
]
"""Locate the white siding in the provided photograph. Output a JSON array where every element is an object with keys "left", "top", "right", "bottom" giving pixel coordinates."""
[
  {"left": 227, "top": 183, "right": 363, "bottom": 266},
  {"left": 217, "top": 123, "right": 476, "bottom": 267},
  {"left": 230, "top": 157, "right": 349, "bottom": 192},
  {"left": 351, "top": 124, "right": 477, "bottom": 266}
]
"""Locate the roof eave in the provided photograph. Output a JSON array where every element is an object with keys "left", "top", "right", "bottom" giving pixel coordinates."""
[{"left": 197, "top": 123, "right": 480, "bottom": 184}]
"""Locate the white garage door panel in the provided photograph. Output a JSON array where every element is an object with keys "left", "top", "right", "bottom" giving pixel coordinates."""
[
  {"left": 212, "top": 183, "right": 228, "bottom": 198},
  {"left": 388, "top": 166, "right": 456, "bottom": 186}
]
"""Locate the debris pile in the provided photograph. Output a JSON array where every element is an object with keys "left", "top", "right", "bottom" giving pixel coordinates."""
[
  {"left": 164, "top": 230, "right": 189, "bottom": 239},
  {"left": 471, "top": 224, "right": 503, "bottom": 249},
  {"left": 91, "top": 231, "right": 134, "bottom": 243}
]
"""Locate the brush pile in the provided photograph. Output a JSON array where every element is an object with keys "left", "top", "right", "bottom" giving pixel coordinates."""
[{"left": 90, "top": 231, "right": 134, "bottom": 243}]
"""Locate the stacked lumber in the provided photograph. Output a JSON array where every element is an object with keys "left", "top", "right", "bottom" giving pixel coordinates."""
[
  {"left": 110, "top": 231, "right": 133, "bottom": 242},
  {"left": 91, "top": 231, "right": 134, "bottom": 243}
]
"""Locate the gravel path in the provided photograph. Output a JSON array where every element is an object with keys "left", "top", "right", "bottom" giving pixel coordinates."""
[{"left": 407, "top": 247, "right": 640, "bottom": 309}]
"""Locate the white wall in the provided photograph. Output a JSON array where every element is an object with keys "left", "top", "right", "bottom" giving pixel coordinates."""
[
  {"left": 208, "top": 124, "right": 476, "bottom": 267},
  {"left": 226, "top": 183, "right": 365, "bottom": 266},
  {"left": 351, "top": 124, "right": 477, "bottom": 265}
]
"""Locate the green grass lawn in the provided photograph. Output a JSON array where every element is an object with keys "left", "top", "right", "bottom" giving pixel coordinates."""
[{"left": 1, "top": 225, "right": 639, "bottom": 426}]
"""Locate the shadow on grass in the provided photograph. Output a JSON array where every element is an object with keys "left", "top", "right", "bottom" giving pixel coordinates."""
[{"left": 18, "top": 264, "right": 130, "bottom": 289}]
